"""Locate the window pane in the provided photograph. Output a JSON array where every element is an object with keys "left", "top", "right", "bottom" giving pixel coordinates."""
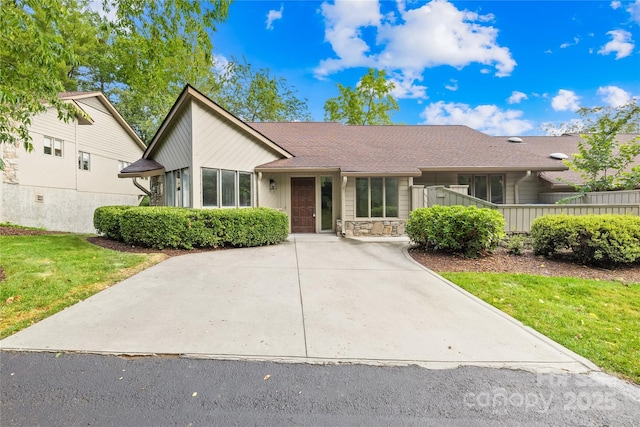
[
  {"left": 458, "top": 175, "right": 472, "bottom": 195},
  {"left": 43, "top": 137, "right": 52, "bottom": 155},
  {"left": 78, "top": 152, "right": 90, "bottom": 170},
  {"left": 182, "top": 168, "right": 190, "bottom": 207},
  {"left": 239, "top": 172, "right": 252, "bottom": 207},
  {"left": 370, "top": 177, "right": 383, "bottom": 217},
  {"left": 54, "top": 139, "right": 63, "bottom": 157},
  {"left": 490, "top": 175, "right": 504, "bottom": 204},
  {"left": 355, "top": 178, "right": 369, "bottom": 217},
  {"left": 165, "top": 172, "right": 175, "bottom": 206},
  {"left": 321, "top": 177, "right": 332, "bottom": 230},
  {"left": 474, "top": 175, "right": 487, "bottom": 201},
  {"left": 221, "top": 170, "right": 236, "bottom": 207},
  {"left": 385, "top": 177, "right": 398, "bottom": 217},
  {"left": 202, "top": 168, "right": 218, "bottom": 207}
]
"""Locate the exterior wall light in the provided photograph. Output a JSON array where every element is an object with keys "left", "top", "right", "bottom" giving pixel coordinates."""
[{"left": 269, "top": 179, "right": 277, "bottom": 190}]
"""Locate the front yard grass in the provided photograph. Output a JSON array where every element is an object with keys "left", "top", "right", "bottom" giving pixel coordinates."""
[
  {"left": 0, "top": 234, "right": 165, "bottom": 339},
  {"left": 442, "top": 272, "right": 640, "bottom": 384}
]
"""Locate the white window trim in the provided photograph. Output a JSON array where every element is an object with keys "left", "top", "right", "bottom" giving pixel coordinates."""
[
  {"left": 355, "top": 177, "right": 399, "bottom": 219},
  {"left": 43, "top": 136, "right": 64, "bottom": 158},
  {"left": 78, "top": 151, "right": 90, "bottom": 171},
  {"left": 201, "top": 168, "right": 253, "bottom": 209}
]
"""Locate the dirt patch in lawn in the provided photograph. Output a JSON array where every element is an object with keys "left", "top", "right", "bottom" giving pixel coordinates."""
[
  {"left": 86, "top": 236, "right": 226, "bottom": 257},
  {"left": 409, "top": 247, "right": 640, "bottom": 284}
]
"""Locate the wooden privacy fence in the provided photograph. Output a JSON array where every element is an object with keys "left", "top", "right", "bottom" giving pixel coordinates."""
[{"left": 412, "top": 186, "right": 640, "bottom": 233}]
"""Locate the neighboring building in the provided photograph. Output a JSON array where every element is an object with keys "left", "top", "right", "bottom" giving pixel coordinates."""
[
  {"left": 119, "top": 85, "right": 639, "bottom": 235},
  {"left": 1, "top": 92, "right": 147, "bottom": 233}
]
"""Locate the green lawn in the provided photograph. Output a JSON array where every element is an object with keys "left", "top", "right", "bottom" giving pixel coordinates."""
[
  {"left": 0, "top": 234, "right": 164, "bottom": 339},
  {"left": 442, "top": 272, "right": 640, "bottom": 384}
]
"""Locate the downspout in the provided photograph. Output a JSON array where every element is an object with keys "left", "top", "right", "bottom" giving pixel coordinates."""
[
  {"left": 341, "top": 175, "right": 347, "bottom": 236},
  {"left": 514, "top": 171, "right": 531, "bottom": 204},
  {"left": 257, "top": 172, "right": 262, "bottom": 207},
  {"left": 133, "top": 177, "right": 151, "bottom": 197}
]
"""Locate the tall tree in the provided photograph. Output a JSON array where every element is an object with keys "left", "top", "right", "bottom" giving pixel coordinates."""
[
  {"left": 551, "top": 102, "right": 640, "bottom": 192},
  {"left": 210, "top": 56, "right": 310, "bottom": 122},
  {"left": 0, "top": 0, "right": 84, "bottom": 169},
  {"left": 1, "top": 0, "right": 232, "bottom": 157},
  {"left": 324, "top": 68, "right": 399, "bottom": 125},
  {"left": 82, "top": 0, "right": 232, "bottom": 142}
]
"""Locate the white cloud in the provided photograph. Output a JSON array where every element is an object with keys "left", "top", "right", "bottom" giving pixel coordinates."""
[
  {"left": 551, "top": 89, "right": 580, "bottom": 111},
  {"left": 560, "top": 37, "right": 579, "bottom": 48},
  {"left": 315, "top": 0, "right": 516, "bottom": 96},
  {"left": 610, "top": 1, "right": 622, "bottom": 10},
  {"left": 388, "top": 71, "right": 428, "bottom": 99},
  {"left": 266, "top": 5, "right": 284, "bottom": 30},
  {"left": 628, "top": 0, "right": 640, "bottom": 24},
  {"left": 507, "top": 91, "right": 528, "bottom": 104},
  {"left": 420, "top": 101, "right": 533, "bottom": 135},
  {"left": 598, "top": 29, "right": 634, "bottom": 59},
  {"left": 445, "top": 79, "right": 458, "bottom": 91},
  {"left": 597, "top": 85, "right": 633, "bottom": 106}
]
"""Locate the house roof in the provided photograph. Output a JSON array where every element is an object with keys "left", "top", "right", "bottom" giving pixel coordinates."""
[
  {"left": 58, "top": 92, "right": 146, "bottom": 150},
  {"left": 490, "top": 134, "right": 640, "bottom": 188},
  {"left": 118, "top": 158, "right": 165, "bottom": 178},
  {"left": 250, "top": 122, "right": 570, "bottom": 176},
  {"left": 143, "top": 85, "right": 293, "bottom": 160}
]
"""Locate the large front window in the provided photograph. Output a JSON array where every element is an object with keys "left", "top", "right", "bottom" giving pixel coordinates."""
[
  {"left": 355, "top": 177, "right": 399, "bottom": 218},
  {"left": 165, "top": 168, "right": 190, "bottom": 207},
  {"left": 458, "top": 174, "right": 504, "bottom": 204},
  {"left": 201, "top": 168, "right": 253, "bottom": 208}
]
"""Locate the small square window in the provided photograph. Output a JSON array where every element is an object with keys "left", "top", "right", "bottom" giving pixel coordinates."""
[
  {"left": 43, "top": 137, "right": 52, "bottom": 155},
  {"left": 78, "top": 151, "right": 90, "bottom": 171},
  {"left": 53, "top": 139, "right": 63, "bottom": 157}
]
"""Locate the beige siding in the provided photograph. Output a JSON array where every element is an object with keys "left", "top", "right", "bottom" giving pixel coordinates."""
[
  {"left": 77, "top": 152, "right": 147, "bottom": 195},
  {"left": 398, "top": 176, "right": 410, "bottom": 219},
  {"left": 75, "top": 100, "right": 142, "bottom": 162},
  {"left": 77, "top": 96, "right": 109, "bottom": 114},
  {"left": 153, "top": 103, "right": 193, "bottom": 172},
  {"left": 344, "top": 177, "right": 355, "bottom": 219},
  {"left": 506, "top": 171, "right": 541, "bottom": 204},
  {"left": 19, "top": 132, "right": 77, "bottom": 189},
  {"left": 28, "top": 106, "right": 76, "bottom": 142},
  {"left": 190, "top": 100, "right": 282, "bottom": 208}
]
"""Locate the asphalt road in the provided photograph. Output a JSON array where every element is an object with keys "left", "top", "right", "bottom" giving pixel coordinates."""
[{"left": 1, "top": 351, "right": 639, "bottom": 426}]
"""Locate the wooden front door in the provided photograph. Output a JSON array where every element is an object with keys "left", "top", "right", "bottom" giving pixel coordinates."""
[{"left": 291, "top": 177, "right": 316, "bottom": 233}]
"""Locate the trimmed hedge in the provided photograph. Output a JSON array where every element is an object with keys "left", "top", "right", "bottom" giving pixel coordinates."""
[
  {"left": 530, "top": 214, "right": 640, "bottom": 266},
  {"left": 93, "top": 206, "right": 135, "bottom": 241},
  {"left": 94, "top": 206, "right": 289, "bottom": 249},
  {"left": 406, "top": 205, "right": 505, "bottom": 257}
]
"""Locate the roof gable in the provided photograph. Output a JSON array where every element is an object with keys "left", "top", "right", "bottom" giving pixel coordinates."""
[
  {"left": 58, "top": 92, "right": 145, "bottom": 150},
  {"left": 144, "top": 84, "right": 292, "bottom": 160}
]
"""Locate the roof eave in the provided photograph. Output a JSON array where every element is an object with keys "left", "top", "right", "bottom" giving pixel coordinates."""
[
  {"left": 418, "top": 165, "right": 569, "bottom": 172},
  {"left": 118, "top": 168, "right": 165, "bottom": 178}
]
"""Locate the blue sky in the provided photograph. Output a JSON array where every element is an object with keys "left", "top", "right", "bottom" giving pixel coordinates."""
[{"left": 212, "top": 0, "right": 640, "bottom": 135}]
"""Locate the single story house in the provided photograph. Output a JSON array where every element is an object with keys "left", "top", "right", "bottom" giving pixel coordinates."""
[
  {"left": 119, "top": 85, "right": 639, "bottom": 235},
  {"left": 1, "top": 91, "right": 147, "bottom": 233}
]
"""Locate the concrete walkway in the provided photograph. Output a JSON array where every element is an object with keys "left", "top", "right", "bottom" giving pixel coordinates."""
[{"left": 1, "top": 234, "right": 596, "bottom": 373}]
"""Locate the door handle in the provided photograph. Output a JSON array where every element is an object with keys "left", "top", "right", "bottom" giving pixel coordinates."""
[{"left": 312, "top": 209, "right": 316, "bottom": 218}]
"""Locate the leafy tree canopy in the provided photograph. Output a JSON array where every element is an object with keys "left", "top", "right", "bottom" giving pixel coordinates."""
[
  {"left": 324, "top": 68, "right": 399, "bottom": 125},
  {"left": 550, "top": 102, "right": 640, "bottom": 192},
  {"left": 210, "top": 56, "right": 310, "bottom": 122}
]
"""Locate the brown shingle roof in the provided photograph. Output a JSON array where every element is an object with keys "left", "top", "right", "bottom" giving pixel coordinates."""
[{"left": 249, "top": 122, "right": 572, "bottom": 174}]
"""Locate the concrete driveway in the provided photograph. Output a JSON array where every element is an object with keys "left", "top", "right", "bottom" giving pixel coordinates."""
[{"left": 1, "top": 234, "right": 596, "bottom": 373}]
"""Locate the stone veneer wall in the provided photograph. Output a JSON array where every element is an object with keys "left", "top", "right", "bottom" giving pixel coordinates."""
[
  {"left": 337, "top": 219, "right": 406, "bottom": 237},
  {"left": 2, "top": 144, "right": 19, "bottom": 184},
  {"left": 150, "top": 175, "right": 165, "bottom": 206}
]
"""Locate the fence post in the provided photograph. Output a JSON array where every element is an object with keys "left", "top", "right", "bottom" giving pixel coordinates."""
[{"left": 411, "top": 185, "right": 425, "bottom": 210}]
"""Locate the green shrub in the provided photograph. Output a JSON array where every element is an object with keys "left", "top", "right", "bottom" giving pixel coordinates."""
[
  {"left": 95, "top": 206, "right": 289, "bottom": 249},
  {"left": 531, "top": 214, "right": 640, "bottom": 266},
  {"left": 406, "top": 205, "right": 506, "bottom": 257},
  {"left": 506, "top": 234, "right": 527, "bottom": 256},
  {"left": 93, "top": 206, "right": 135, "bottom": 240}
]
